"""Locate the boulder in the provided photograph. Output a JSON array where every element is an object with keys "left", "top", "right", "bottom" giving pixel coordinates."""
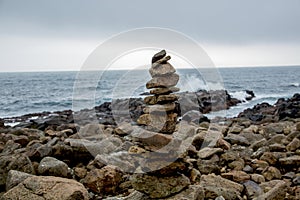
[
  {"left": 38, "top": 156, "right": 70, "bottom": 178},
  {"left": 2, "top": 176, "right": 89, "bottom": 200}
]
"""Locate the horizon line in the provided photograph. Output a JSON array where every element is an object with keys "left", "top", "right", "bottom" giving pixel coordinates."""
[{"left": 0, "top": 64, "right": 300, "bottom": 73}]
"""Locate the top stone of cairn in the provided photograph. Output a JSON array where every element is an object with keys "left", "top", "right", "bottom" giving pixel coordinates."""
[{"left": 148, "top": 50, "right": 177, "bottom": 79}]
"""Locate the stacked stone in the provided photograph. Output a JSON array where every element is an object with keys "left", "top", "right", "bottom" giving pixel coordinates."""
[{"left": 137, "top": 50, "right": 180, "bottom": 134}]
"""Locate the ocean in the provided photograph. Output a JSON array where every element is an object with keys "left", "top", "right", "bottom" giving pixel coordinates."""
[{"left": 1, "top": 66, "right": 300, "bottom": 119}]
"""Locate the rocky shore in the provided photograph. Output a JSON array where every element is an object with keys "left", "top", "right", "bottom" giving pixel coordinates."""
[{"left": 0, "top": 51, "right": 299, "bottom": 200}]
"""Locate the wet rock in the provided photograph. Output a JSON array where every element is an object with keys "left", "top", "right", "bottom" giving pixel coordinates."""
[
  {"left": 5, "top": 170, "right": 34, "bottom": 191},
  {"left": 38, "top": 156, "right": 70, "bottom": 178},
  {"left": 2, "top": 176, "right": 89, "bottom": 200},
  {"left": 130, "top": 173, "right": 190, "bottom": 198},
  {"left": 83, "top": 165, "right": 122, "bottom": 195}
]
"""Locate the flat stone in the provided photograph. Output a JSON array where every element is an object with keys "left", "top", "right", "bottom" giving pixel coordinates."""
[
  {"left": 279, "top": 155, "right": 300, "bottom": 166},
  {"left": 224, "top": 133, "right": 250, "bottom": 146},
  {"left": 164, "top": 185, "right": 205, "bottom": 200},
  {"left": 130, "top": 173, "right": 190, "bottom": 198},
  {"left": 199, "top": 174, "right": 244, "bottom": 199},
  {"left": 2, "top": 176, "right": 89, "bottom": 200},
  {"left": 137, "top": 113, "right": 177, "bottom": 133},
  {"left": 197, "top": 147, "right": 223, "bottom": 159},
  {"left": 150, "top": 87, "right": 180, "bottom": 95},
  {"left": 146, "top": 73, "right": 179, "bottom": 89},
  {"left": 149, "top": 63, "right": 176, "bottom": 77},
  {"left": 115, "top": 122, "right": 133, "bottom": 136},
  {"left": 151, "top": 50, "right": 166, "bottom": 63},
  {"left": 221, "top": 170, "right": 251, "bottom": 183},
  {"left": 143, "top": 103, "right": 176, "bottom": 114},
  {"left": 155, "top": 55, "right": 171, "bottom": 64},
  {"left": 144, "top": 94, "right": 178, "bottom": 105},
  {"left": 131, "top": 129, "right": 173, "bottom": 151}
]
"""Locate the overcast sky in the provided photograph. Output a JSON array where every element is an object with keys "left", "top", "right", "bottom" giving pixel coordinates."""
[{"left": 0, "top": 0, "right": 300, "bottom": 72}]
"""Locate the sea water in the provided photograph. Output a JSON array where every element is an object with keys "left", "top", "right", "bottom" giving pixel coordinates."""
[{"left": 0, "top": 66, "right": 299, "bottom": 119}]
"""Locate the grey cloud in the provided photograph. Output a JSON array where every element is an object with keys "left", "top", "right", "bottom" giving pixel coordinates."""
[{"left": 0, "top": 0, "right": 299, "bottom": 43}]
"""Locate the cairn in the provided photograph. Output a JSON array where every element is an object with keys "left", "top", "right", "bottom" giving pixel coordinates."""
[{"left": 137, "top": 50, "right": 180, "bottom": 134}]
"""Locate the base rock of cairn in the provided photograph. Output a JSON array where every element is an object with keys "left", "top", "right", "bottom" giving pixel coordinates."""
[{"left": 137, "top": 50, "right": 179, "bottom": 134}]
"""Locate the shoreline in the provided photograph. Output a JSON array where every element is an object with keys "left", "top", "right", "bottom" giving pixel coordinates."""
[
  {"left": 1, "top": 89, "right": 253, "bottom": 127},
  {"left": 0, "top": 92, "right": 299, "bottom": 199}
]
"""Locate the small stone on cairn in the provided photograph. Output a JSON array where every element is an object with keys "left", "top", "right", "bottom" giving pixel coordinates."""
[{"left": 137, "top": 50, "right": 180, "bottom": 134}]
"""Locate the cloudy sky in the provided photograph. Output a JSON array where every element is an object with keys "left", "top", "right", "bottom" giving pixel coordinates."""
[{"left": 0, "top": 0, "right": 300, "bottom": 72}]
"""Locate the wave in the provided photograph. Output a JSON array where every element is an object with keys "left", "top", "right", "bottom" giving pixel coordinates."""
[
  {"left": 288, "top": 82, "right": 299, "bottom": 87},
  {"left": 178, "top": 74, "right": 224, "bottom": 92}
]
